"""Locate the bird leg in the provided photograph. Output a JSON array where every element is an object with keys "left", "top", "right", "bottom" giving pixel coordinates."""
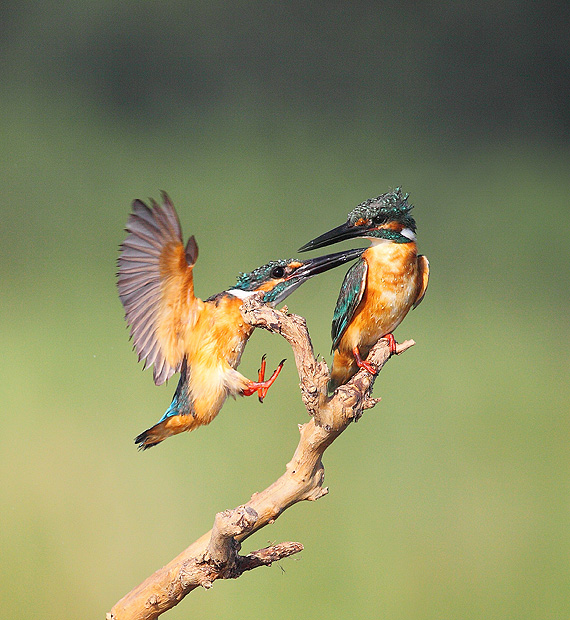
[
  {"left": 257, "top": 354, "right": 267, "bottom": 403},
  {"left": 242, "top": 357, "right": 286, "bottom": 402},
  {"left": 382, "top": 333, "right": 398, "bottom": 356},
  {"left": 352, "top": 346, "right": 378, "bottom": 375}
]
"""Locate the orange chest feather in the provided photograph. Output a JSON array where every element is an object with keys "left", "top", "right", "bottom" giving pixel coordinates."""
[
  {"left": 344, "top": 243, "right": 420, "bottom": 348},
  {"left": 365, "top": 242, "right": 419, "bottom": 307},
  {"left": 184, "top": 295, "right": 253, "bottom": 369}
]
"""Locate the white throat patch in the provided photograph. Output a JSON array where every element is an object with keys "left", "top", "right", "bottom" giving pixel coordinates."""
[
  {"left": 369, "top": 237, "right": 391, "bottom": 246},
  {"left": 400, "top": 227, "right": 417, "bottom": 241},
  {"left": 227, "top": 289, "right": 257, "bottom": 300},
  {"left": 368, "top": 227, "right": 416, "bottom": 247}
]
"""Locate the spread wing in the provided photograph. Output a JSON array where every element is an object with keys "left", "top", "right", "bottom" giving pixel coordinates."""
[
  {"left": 331, "top": 258, "right": 367, "bottom": 351},
  {"left": 413, "top": 255, "right": 430, "bottom": 309},
  {"left": 117, "top": 192, "right": 202, "bottom": 385}
]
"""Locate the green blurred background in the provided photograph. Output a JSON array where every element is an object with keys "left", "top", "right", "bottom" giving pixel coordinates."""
[{"left": 1, "top": 2, "right": 569, "bottom": 618}]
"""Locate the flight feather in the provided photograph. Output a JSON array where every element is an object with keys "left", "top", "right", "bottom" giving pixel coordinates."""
[{"left": 117, "top": 192, "right": 202, "bottom": 386}]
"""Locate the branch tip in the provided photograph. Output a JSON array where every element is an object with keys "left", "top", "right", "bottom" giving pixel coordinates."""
[
  {"left": 239, "top": 541, "right": 304, "bottom": 572},
  {"left": 362, "top": 397, "right": 381, "bottom": 410},
  {"left": 395, "top": 338, "right": 415, "bottom": 354}
]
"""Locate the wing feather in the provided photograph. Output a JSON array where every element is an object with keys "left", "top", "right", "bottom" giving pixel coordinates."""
[
  {"left": 116, "top": 275, "right": 158, "bottom": 296},
  {"left": 120, "top": 244, "right": 160, "bottom": 260},
  {"left": 125, "top": 300, "right": 156, "bottom": 325},
  {"left": 153, "top": 357, "right": 172, "bottom": 387},
  {"left": 131, "top": 199, "right": 157, "bottom": 224},
  {"left": 119, "top": 289, "right": 160, "bottom": 316},
  {"left": 118, "top": 193, "right": 201, "bottom": 385},
  {"left": 117, "top": 262, "right": 159, "bottom": 274},
  {"left": 413, "top": 255, "right": 430, "bottom": 309},
  {"left": 331, "top": 259, "right": 368, "bottom": 351}
]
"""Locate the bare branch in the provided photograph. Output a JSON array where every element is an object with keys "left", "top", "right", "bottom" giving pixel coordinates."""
[
  {"left": 108, "top": 296, "right": 414, "bottom": 619},
  {"left": 239, "top": 541, "right": 304, "bottom": 569}
]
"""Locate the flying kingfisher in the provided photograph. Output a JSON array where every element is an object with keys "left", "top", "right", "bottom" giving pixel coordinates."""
[
  {"left": 299, "top": 189, "right": 429, "bottom": 392},
  {"left": 117, "top": 192, "right": 364, "bottom": 448}
]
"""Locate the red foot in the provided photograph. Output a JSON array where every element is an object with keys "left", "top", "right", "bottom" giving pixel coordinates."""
[
  {"left": 353, "top": 346, "right": 377, "bottom": 375},
  {"left": 383, "top": 333, "right": 398, "bottom": 355},
  {"left": 257, "top": 354, "right": 267, "bottom": 403},
  {"left": 258, "top": 354, "right": 267, "bottom": 382},
  {"left": 242, "top": 356, "right": 286, "bottom": 402}
]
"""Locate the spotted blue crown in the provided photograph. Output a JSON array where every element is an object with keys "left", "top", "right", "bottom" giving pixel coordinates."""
[{"left": 348, "top": 188, "right": 416, "bottom": 232}]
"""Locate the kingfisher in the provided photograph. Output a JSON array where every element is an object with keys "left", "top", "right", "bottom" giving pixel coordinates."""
[
  {"left": 117, "top": 192, "right": 364, "bottom": 449},
  {"left": 299, "top": 188, "right": 429, "bottom": 392}
]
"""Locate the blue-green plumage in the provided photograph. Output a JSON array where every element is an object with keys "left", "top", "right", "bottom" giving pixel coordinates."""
[
  {"left": 348, "top": 189, "right": 416, "bottom": 232},
  {"left": 233, "top": 260, "right": 290, "bottom": 291},
  {"left": 134, "top": 361, "right": 195, "bottom": 448},
  {"left": 231, "top": 260, "right": 302, "bottom": 303},
  {"left": 157, "top": 360, "right": 193, "bottom": 422},
  {"left": 331, "top": 259, "right": 367, "bottom": 351}
]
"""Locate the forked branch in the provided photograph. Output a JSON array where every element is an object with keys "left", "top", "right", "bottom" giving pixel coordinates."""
[{"left": 107, "top": 296, "right": 414, "bottom": 620}]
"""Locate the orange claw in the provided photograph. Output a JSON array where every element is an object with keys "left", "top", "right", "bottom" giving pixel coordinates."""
[
  {"left": 242, "top": 357, "right": 286, "bottom": 402},
  {"left": 352, "top": 346, "right": 377, "bottom": 375}
]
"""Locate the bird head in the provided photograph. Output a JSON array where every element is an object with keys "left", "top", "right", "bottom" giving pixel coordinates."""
[
  {"left": 229, "top": 248, "right": 365, "bottom": 304},
  {"left": 298, "top": 188, "right": 417, "bottom": 251}
]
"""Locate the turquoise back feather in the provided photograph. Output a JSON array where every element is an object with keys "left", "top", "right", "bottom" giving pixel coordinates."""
[
  {"left": 331, "top": 258, "right": 367, "bottom": 351},
  {"left": 157, "top": 359, "right": 194, "bottom": 422}
]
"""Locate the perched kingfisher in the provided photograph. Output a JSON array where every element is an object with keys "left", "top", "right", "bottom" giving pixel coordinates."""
[
  {"left": 117, "top": 192, "right": 364, "bottom": 449},
  {"left": 299, "top": 189, "right": 429, "bottom": 392}
]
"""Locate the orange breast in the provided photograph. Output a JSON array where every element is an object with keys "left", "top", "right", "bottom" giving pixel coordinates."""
[
  {"left": 339, "top": 241, "right": 420, "bottom": 359},
  {"left": 182, "top": 295, "right": 254, "bottom": 424}
]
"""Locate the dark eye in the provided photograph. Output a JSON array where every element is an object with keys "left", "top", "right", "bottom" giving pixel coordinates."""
[{"left": 271, "top": 266, "right": 285, "bottom": 278}]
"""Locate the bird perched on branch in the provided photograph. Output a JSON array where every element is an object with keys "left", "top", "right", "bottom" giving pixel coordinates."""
[
  {"left": 299, "top": 189, "right": 429, "bottom": 392},
  {"left": 118, "top": 192, "right": 364, "bottom": 448}
]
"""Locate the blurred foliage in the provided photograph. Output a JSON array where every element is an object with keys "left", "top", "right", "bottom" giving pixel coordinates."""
[
  {"left": 1, "top": 2, "right": 569, "bottom": 620},
  {"left": 2, "top": 0, "right": 569, "bottom": 137}
]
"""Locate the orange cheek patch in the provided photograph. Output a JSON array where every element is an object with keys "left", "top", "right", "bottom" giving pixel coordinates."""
[
  {"left": 354, "top": 218, "right": 368, "bottom": 227},
  {"left": 257, "top": 282, "right": 274, "bottom": 292}
]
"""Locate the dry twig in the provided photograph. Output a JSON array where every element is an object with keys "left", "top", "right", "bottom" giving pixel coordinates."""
[{"left": 107, "top": 296, "right": 415, "bottom": 620}]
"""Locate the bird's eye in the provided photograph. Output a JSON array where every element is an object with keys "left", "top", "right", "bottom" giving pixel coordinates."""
[{"left": 271, "top": 266, "right": 285, "bottom": 278}]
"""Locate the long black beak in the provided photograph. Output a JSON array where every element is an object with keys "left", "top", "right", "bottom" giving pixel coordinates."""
[
  {"left": 298, "top": 221, "right": 365, "bottom": 252},
  {"left": 272, "top": 247, "right": 365, "bottom": 303},
  {"left": 288, "top": 247, "right": 365, "bottom": 280}
]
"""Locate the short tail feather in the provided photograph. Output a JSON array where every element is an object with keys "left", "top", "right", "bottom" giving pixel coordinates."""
[
  {"left": 328, "top": 349, "right": 358, "bottom": 393},
  {"left": 135, "top": 359, "right": 197, "bottom": 450},
  {"left": 134, "top": 414, "right": 201, "bottom": 450},
  {"left": 134, "top": 427, "right": 161, "bottom": 450}
]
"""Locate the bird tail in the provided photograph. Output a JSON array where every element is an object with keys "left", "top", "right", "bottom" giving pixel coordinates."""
[
  {"left": 134, "top": 359, "right": 198, "bottom": 450},
  {"left": 134, "top": 413, "right": 201, "bottom": 450},
  {"left": 328, "top": 350, "right": 358, "bottom": 393}
]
